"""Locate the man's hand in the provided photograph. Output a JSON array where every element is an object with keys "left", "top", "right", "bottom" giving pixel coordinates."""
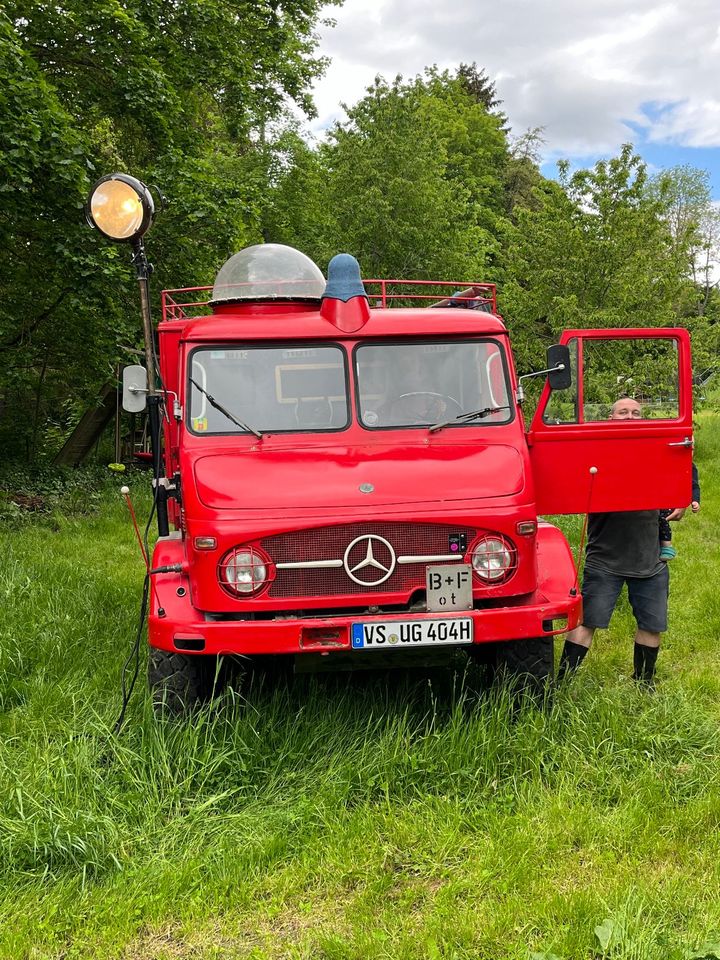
[
  {"left": 666, "top": 507, "right": 686, "bottom": 521},
  {"left": 691, "top": 500, "right": 700, "bottom": 513}
]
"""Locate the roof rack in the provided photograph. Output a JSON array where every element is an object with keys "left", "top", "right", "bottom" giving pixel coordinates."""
[
  {"left": 363, "top": 280, "right": 496, "bottom": 313},
  {"left": 161, "top": 279, "right": 497, "bottom": 323}
]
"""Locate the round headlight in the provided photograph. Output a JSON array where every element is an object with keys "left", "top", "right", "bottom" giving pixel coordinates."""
[
  {"left": 219, "top": 546, "right": 270, "bottom": 596},
  {"left": 85, "top": 173, "right": 154, "bottom": 242},
  {"left": 471, "top": 536, "right": 515, "bottom": 582}
]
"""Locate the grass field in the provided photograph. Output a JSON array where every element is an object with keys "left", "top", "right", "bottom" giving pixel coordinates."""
[{"left": 0, "top": 417, "right": 718, "bottom": 960}]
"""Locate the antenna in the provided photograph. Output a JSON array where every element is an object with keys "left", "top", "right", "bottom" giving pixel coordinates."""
[{"left": 570, "top": 466, "right": 598, "bottom": 596}]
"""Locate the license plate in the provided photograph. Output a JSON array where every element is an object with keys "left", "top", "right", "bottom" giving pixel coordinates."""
[
  {"left": 426, "top": 563, "right": 473, "bottom": 612},
  {"left": 351, "top": 618, "right": 473, "bottom": 649}
]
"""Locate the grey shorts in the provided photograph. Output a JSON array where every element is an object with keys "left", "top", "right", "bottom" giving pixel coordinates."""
[{"left": 581, "top": 563, "right": 669, "bottom": 633}]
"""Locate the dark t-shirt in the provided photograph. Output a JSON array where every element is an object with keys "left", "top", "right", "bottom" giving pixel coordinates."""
[{"left": 585, "top": 510, "right": 663, "bottom": 578}]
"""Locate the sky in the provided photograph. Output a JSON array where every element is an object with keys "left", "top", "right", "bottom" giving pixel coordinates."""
[{"left": 310, "top": 0, "right": 720, "bottom": 198}]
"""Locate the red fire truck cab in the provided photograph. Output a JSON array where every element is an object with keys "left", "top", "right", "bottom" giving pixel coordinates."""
[{"left": 142, "top": 244, "right": 694, "bottom": 710}]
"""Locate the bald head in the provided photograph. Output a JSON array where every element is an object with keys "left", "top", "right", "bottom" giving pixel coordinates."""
[{"left": 610, "top": 397, "right": 642, "bottom": 420}]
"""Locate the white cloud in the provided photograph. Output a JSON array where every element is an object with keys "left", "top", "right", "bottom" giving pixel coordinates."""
[
  {"left": 647, "top": 100, "right": 720, "bottom": 146},
  {"left": 311, "top": 0, "right": 720, "bottom": 162}
]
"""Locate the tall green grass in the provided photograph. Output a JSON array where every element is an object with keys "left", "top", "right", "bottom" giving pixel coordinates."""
[{"left": 0, "top": 423, "right": 718, "bottom": 960}]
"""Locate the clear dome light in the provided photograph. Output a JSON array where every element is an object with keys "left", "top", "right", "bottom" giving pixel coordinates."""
[{"left": 211, "top": 243, "right": 326, "bottom": 304}]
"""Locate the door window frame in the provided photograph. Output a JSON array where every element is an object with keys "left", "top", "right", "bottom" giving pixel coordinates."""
[{"left": 531, "top": 328, "right": 693, "bottom": 435}]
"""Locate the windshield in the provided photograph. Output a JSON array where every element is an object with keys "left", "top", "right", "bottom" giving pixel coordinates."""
[
  {"left": 188, "top": 345, "right": 348, "bottom": 434},
  {"left": 355, "top": 340, "right": 512, "bottom": 428}
]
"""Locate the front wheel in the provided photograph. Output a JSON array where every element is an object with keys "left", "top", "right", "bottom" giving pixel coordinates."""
[
  {"left": 148, "top": 648, "right": 218, "bottom": 715},
  {"left": 469, "top": 637, "right": 555, "bottom": 698}
]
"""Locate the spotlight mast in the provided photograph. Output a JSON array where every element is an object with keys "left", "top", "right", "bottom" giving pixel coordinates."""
[{"left": 85, "top": 173, "right": 169, "bottom": 533}]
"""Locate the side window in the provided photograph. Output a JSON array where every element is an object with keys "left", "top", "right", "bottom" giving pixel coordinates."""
[
  {"left": 542, "top": 336, "right": 679, "bottom": 425},
  {"left": 191, "top": 357, "right": 208, "bottom": 429},
  {"left": 582, "top": 337, "right": 679, "bottom": 420},
  {"left": 485, "top": 344, "right": 506, "bottom": 409}
]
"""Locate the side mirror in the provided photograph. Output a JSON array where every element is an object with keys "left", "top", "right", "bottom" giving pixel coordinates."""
[
  {"left": 122, "top": 364, "right": 148, "bottom": 413},
  {"left": 547, "top": 344, "right": 572, "bottom": 390}
]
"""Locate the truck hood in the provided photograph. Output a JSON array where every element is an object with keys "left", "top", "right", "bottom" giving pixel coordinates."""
[{"left": 192, "top": 442, "right": 525, "bottom": 510}]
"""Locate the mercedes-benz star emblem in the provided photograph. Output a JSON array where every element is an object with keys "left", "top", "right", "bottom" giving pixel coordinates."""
[{"left": 343, "top": 534, "right": 396, "bottom": 586}]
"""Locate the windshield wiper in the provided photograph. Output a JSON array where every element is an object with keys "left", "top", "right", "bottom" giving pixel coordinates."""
[
  {"left": 189, "top": 377, "right": 263, "bottom": 439},
  {"left": 428, "top": 405, "right": 510, "bottom": 434}
]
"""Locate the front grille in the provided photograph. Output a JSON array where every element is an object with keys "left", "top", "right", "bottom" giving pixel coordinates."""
[{"left": 262, "top": 522, "right": 476, "bottom": 599}]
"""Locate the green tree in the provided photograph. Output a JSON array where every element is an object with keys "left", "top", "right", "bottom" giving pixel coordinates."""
[
  {"left": 504, "top": 127, "right": 546, "bottom": 216},
  {"left": 260, "top": 123, "right": 338, "bottom": 265},
  {"left": 501, "top": 145, "right": 697, "bottom": 371},
  {"left": 651, "top": 165, "right": 720, "bottom": 319},
  {"left": 293, "top": 69, "right": 512, "bottom": 282},
  {"left": 0, "top": 0, "right": 336, "bottom": 461}
]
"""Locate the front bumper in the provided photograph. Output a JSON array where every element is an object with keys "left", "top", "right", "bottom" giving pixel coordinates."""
[{"left": 148, "top": 575, "right": 582, "bottom": 656}]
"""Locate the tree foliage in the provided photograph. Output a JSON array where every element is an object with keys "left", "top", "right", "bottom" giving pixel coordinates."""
[
  {"left": 651, "top": 165, "right": 720, "bottom": 317},
  {"left": 265, "top": 68, "right": 512, "bottom": 281},
  {"left": 501, "top": 145, "right": 707, "bottom": 371},
  {"left": 1, "top": 13, "right": 717, "bottom": 464},
  {"left": 0, "top": 0, "right": 336, "bottom": 460}
]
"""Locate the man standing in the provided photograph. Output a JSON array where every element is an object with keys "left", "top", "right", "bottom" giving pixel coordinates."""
[{"left": 558, "top": 397, "right": 682, "bottom": 685}]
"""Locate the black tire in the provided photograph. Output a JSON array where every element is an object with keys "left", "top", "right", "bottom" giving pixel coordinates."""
[
  {"left": 148, "top": 648, "right": 217, "bottom": 715},
  {"left": 466, "top": 642, "right": 499, "bottom": 680},
  {"left": 469, "top": 637, "right": 555, "bottom": 698}
]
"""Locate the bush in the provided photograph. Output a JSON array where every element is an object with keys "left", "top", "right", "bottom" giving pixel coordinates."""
[{"left": 0, "top": 464, "right": 121, "bottom": 524}]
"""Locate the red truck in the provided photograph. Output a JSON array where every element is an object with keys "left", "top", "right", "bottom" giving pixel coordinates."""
[{"left": 119, "top": 242, "right": 693, "bottom": 711}]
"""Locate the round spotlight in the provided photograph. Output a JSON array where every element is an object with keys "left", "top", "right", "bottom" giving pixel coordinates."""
[{"left": 85, "top": 173, "right": 154, "bottom": 242}]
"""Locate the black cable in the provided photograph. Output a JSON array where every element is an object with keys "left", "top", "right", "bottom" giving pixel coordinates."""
[
  {"left": 143, "top": 483, "right": 158, "bottom": 570},
  {"left": 114, "top": 572, "right": 150, "bottom": 734},
  {"left": 114, "top": 239, "right": 169, "bottom": 734},
  {"left": 150, "top": 330, "right": 170, "bottom": 422},
  {"left": 114, "top": 407, "right": 162, "bottom": 735}
]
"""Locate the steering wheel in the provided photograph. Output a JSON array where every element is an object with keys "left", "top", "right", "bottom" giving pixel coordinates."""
[{"left": 379, "top": 391, "right": 464, "bottom": 424}]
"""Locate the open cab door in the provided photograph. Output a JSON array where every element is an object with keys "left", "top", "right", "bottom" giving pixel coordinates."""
[{"left": 527, "top": 329, "right": 693, "bottom": 515}]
